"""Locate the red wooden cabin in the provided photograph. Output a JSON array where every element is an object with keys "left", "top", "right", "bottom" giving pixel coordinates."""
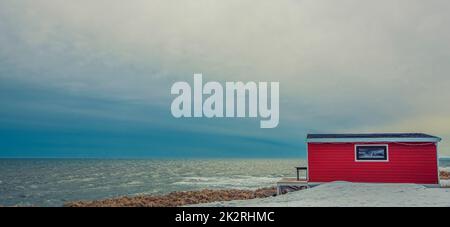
[{"left": 306, "top": 133, "right": 441, "bottom": 186}]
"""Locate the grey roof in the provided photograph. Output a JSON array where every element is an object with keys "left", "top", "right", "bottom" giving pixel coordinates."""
[
  {"left": 306, "top": 133, "right": 441, "bottom": 143},
  {"left": 307, "top": 133, "right": 440, "bottom": 139}
]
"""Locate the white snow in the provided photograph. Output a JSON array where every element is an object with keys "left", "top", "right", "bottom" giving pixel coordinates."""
[
  {"left": 195, "top": 181, "right": 450, "bottom": 207},
  {"left": 441, "top": 180, "right": 450, "bottom": 188}
]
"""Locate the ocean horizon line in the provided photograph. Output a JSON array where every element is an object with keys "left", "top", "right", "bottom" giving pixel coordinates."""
[{"left": 0, "top": 156, "right": 306, "bottom": 160}]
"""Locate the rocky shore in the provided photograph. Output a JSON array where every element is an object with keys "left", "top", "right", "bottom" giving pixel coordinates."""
[{"left": 65, "top": 187, "right": 277, "bottom": 207}]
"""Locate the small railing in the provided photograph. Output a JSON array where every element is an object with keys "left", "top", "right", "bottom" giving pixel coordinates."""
[{"left": 295, "top": 167, "right": 308, "bottom": 181}]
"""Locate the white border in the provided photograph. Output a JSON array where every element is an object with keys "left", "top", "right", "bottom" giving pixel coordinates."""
[{"left": 354, "top": 144, "right": 389, "bottom": 162}]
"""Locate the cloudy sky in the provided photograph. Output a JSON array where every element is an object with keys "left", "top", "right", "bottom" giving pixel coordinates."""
[{"left": 1, "top": 0, "right": 449, "bottom": 157}]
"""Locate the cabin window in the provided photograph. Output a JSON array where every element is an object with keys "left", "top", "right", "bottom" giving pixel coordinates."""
[{"left": 355, "top": 145, "right": 388, "bottom": 161}]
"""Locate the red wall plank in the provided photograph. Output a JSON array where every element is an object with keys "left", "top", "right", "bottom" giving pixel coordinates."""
[{"left": 308, "top": 142, "right": 438, "bottom": 184}]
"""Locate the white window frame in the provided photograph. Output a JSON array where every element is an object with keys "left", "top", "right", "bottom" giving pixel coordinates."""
[{"left": 354, "top": 144, "right": 389, "bottom": 162}]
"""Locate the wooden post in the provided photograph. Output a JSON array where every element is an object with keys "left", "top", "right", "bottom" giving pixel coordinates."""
[{"left": 295, "top": 167, "right": 307, "bottom": 181}]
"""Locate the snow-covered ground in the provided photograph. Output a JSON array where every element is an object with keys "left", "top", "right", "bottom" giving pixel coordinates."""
[
  {"left": 441, "top": 180, "right": 450, "bottom": 187},
  {"left": 196, "top": 182, "right": 450, "bottom": 207}
]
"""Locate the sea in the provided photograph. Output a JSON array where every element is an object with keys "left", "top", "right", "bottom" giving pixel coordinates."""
[
  {"left": 1, "top": 158, "right": 449, "bottom": 207},
  {"left": 0, "top": 159, "right": 306, "bottom": 207}
]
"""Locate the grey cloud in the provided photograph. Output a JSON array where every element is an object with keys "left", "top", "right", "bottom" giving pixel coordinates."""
[{"left": 1, "top": 0, "right": 450, "bottom": 154}]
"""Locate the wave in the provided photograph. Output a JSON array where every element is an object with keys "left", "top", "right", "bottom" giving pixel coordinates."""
[
  {"left": 57, "top": 177, "right": 97, "bottom": 184},
  {"left": 173, "top": 175, "right": 279, "bottom": 190}
]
